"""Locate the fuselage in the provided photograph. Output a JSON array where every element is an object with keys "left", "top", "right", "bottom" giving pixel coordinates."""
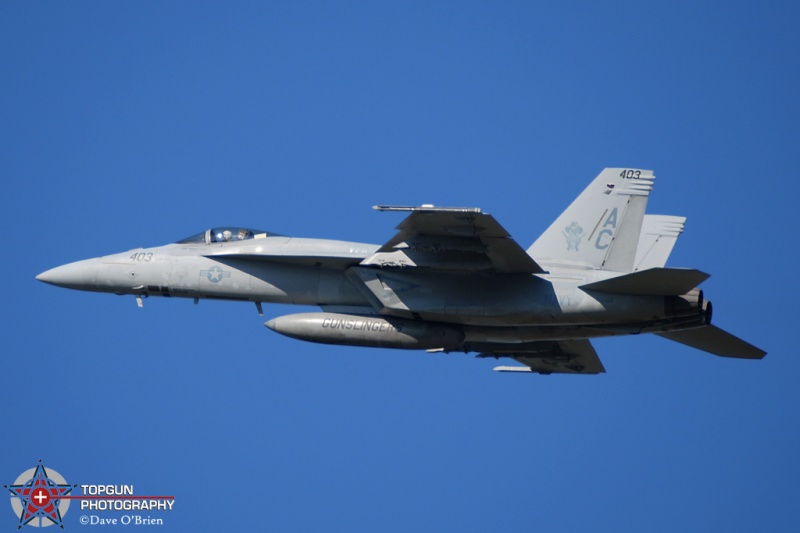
[{"left": 37, "top": 231, "right": 708, "bottom": 345}]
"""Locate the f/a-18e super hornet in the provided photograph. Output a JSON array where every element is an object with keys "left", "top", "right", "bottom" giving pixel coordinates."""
[{"left": 37, "top": 168, "right": 765, "bottom": 374}]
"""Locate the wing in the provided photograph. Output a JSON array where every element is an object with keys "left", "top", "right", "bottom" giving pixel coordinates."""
[
  {"left": 363, "top": 206, "right": 546, "bottom": 274},
  {"left": 485, "top": 339, "right": 606, "bottom": 375}
]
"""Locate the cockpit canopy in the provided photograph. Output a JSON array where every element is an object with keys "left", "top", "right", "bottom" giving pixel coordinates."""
[{"left": 176, "top": 227, "right": 279, "bottom": 245}]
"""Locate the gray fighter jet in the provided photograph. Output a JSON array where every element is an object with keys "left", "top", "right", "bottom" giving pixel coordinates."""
[{"left": 37, "top": 168, "right": 765, "bottom": 374}]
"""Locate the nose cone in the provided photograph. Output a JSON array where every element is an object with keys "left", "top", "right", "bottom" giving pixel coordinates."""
[{"left": 36, "top": 258, "right": 100, "bottom": 291}]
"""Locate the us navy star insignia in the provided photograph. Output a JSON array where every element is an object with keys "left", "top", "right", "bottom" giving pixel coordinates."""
[{"left": 201, "top": 266, "right": 230, "bottom": 283}]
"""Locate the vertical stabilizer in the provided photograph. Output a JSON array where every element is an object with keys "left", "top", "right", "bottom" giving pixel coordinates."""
[
  {"left": 634, "top": 215, "right": 686, "bottom": 271},
  {"left": 528, "top": 168, "right": 654, "bottom": 271}
]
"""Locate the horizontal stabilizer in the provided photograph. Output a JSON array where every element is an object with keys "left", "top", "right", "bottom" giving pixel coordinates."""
[
  {"left": 656, "top": 325, "right": 766, "bottom": 359},
  {"left": 580, "top": 267, "right": 709, "bottom": 295}
]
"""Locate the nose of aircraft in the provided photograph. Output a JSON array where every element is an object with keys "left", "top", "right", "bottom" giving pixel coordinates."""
[{"left": 36, "top": 258, "right": 101, "bottom": 291}]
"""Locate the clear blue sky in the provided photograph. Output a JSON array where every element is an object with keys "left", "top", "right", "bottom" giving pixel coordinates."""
[{"left": 2, "top": 1, "right": 798, "bottom": 531}]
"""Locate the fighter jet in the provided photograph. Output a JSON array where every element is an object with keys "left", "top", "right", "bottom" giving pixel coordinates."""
[{"left": 36, "top": 168, "right": 765, "bottom": 374}]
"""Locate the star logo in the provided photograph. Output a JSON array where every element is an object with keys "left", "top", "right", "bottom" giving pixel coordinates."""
[
  {"left": 5, "top": 461, "right": 76, "bottom": 529},
  {"left": 201, "top": 266, "right": 230, "bottom": 283}
]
